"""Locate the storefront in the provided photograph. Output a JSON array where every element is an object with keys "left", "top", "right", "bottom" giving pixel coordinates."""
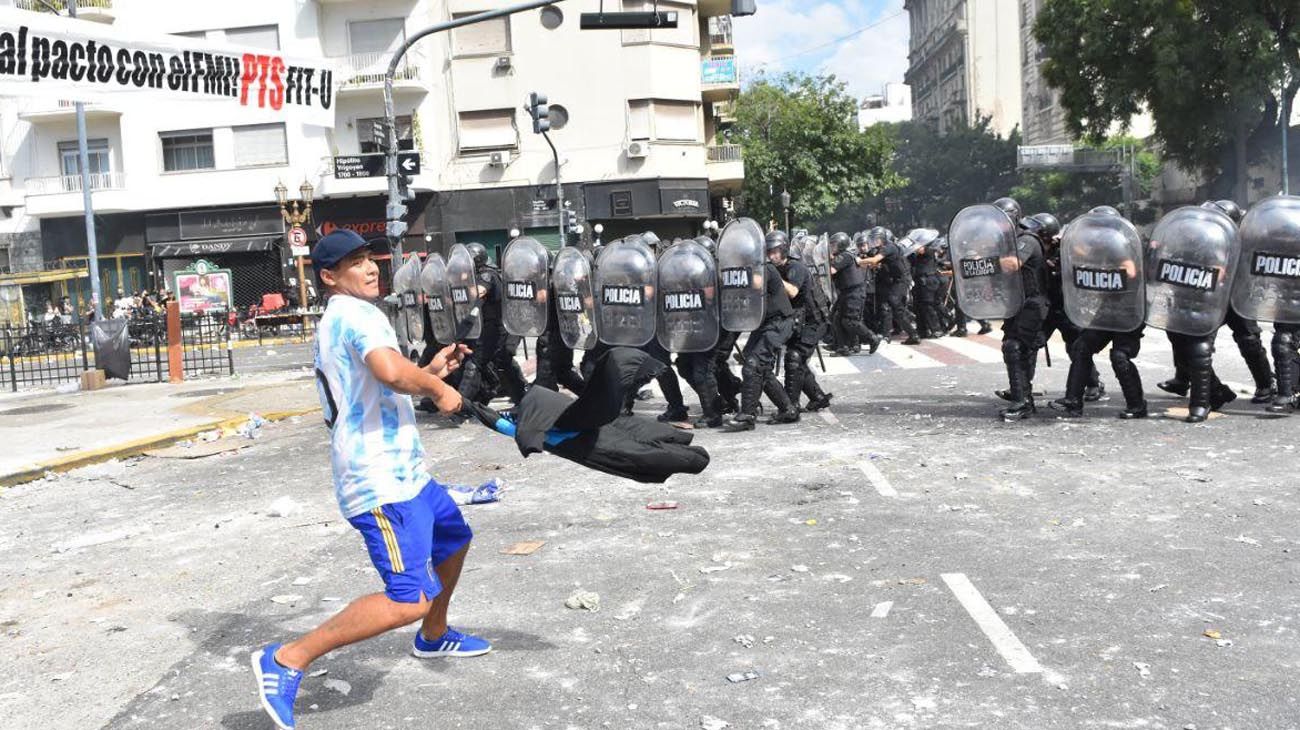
[{"left": 145, "top": 206, "right": 287, "bottom": 310}]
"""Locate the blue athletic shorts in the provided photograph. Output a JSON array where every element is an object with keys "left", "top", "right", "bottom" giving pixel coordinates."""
[{"left": 347, "top": 479, "right": 474, "bottom": 604}]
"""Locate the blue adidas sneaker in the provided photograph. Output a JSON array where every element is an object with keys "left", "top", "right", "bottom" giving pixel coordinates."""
[
  {"left": 412, "top": 627, "right": 492, "bottom": 658},
  {"left": 251, "top": 644, "right": 302, "bottom": 730}
]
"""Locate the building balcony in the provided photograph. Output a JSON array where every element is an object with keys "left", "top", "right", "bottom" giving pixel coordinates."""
[
  {"left": 711, "top": 99, "right": 737, "bottom": 123},
  {"left": 24, "top": 171, "right": 131, "bottom": 217},
  {"left": 706, "top": 144, "right": 744, "bottom": 186},
  {"left": 333, "top": 50, "right": 427, "bottom": 96},
  {"left": 17, "top": 100, "right": 121, "bottom": 125},
  {"left": 701, "top": 55, "right": 739, "bottom": 102},
  {"left": 697, "top": 0, "right": 734, "bottom": 18},
  {"left": 707, "top": 16, "right": 734, "bottom": 52},
  {"left": 15, "top": 0, "right": 114, "bottom": 23}
]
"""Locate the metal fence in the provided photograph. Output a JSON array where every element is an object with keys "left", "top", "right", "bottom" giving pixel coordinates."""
[{"left": 0, "top": 312, "right": 233, "bottom": 392}]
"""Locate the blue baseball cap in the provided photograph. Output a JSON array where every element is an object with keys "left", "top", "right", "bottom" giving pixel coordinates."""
[{"left": 310, "top": 230, "right": 387, "bottom": 275}]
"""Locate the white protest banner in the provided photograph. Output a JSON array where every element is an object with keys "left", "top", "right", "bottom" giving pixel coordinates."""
[{"left": 0, "top": 7, "right": 339, "bottom": 127}]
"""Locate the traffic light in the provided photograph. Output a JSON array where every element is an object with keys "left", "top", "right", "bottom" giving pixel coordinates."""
[
  {"left": 386, "top": 201, "right": 408, "bottom": 241},
  {"left": 528, "top": 92, "right": 550, "bottom": 134},
  {"left": 563, "top": 208, "right": 580, "bottom": 234}
]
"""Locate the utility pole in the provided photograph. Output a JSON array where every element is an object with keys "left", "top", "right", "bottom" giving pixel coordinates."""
[{"left": 34, "top": 0, "right": 103, "bottom": 320}]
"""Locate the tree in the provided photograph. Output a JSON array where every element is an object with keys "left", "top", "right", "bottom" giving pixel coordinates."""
[
  {"left": 872, "top": 117, "right": 1020, "bottom": 230},
  {"left": 1035, "top": 0, "right": 1300, "bottom": 201},
  {"left": 734, "top": 72, "right": 898, "bottom": 226}
]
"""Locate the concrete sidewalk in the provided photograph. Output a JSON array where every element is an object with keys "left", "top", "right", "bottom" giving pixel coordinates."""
[{"left": 0, "top": 371, "right": 320, "bottom": 486}]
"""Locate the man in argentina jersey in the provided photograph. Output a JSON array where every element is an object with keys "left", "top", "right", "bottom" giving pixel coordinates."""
[{"left": 250, "top": 230, "right": 486, "bottom": 730}]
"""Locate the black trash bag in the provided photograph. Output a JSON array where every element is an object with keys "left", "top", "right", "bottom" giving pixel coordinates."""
[{"left": 91, "top": 318, "right": 131, "bottom": 381}]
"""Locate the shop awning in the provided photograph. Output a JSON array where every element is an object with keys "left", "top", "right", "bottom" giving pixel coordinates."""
[
  {"left": 150, "top": 236, "right": 280, "bottom": 259},
  {"left": 0, "top": 268, "right": 89, "bottom": 286}
]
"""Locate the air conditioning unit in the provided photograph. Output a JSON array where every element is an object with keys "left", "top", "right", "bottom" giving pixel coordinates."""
[
  {"left": 495, "top": 56, "right": 512, "bottom": 71},
  {"left": 626, "top": 141, "right": 649, "bottom": 159},
  {"left": 489, "top": 151, "right": 507, "bottom": 167}
]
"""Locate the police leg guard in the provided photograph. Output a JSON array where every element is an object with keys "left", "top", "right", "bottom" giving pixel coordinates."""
[
  {"left": 1050, "top": 338, "right": 1092, "bottom": 416},
  {"left": 1110, "top": 345, "right": 1148, "bottom": 419},
  {"left": 764, "top": 375, "right": 799, "bottom": 424},
  {"left": 1234, "top": 329, "right": 1276, "bottom": 402},
  {"left": 999, "top": 338, "right": 1035, "bottom": 421},
  {"left": 1185, "top": 340, "right": 1214, "bottom": 423},
  {"left": 1269, "top": 329, "right": 1299, "bottom": 413}
]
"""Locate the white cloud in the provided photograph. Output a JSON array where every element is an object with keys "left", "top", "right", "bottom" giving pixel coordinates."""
[{"left": 732, "top": 0, "right": 909, "bottom": 101}]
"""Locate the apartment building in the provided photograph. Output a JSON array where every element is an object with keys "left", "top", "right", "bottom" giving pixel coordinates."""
[
  {"left": 902, "top": 0, "right": 1021, "bottom": 138},
  {"left": 0, "top": 0, "right": 745, "bottom": 317}
]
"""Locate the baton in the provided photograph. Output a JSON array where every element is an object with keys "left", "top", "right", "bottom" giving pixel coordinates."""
[
  {"left": 1044, "top": 344, "right": 1052, "bottom": 368},
  {"left": 815, "top": 344, "right": 827, "bottom": 373},
  {"left": 522, "top": 337, "right": 529, "bottom": 361}
]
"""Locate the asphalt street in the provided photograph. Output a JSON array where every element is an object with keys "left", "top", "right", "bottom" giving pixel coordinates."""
[{"left": 1, "top": 338, "right": 1297, "bottom": 730}]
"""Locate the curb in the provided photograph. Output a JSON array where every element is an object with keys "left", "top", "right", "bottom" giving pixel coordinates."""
[{"left": 0, "top": 407, "right": 321, "bottom": 488}]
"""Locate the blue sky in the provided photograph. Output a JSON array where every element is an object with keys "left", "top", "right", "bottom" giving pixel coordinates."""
[{"left": 731, "top": 0, "right": 909, "bottom": 100}]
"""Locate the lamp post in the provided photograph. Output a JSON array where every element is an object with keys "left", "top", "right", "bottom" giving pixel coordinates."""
[
  {"left": 275, "top": 180, "right": 315, "bottom": 311},
  {"left": 780, "top": 189, "right": 792, "bottom": 235}
]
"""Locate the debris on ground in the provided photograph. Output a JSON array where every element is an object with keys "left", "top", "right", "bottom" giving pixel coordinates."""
[
  {"left": 564, "top": 590, "right": 600, "bottom": 611},
  {"left": 733, "top": 635, "right": 755, "bottom": 648},
  {"left": 647, "top": 501, "right": 679, "bottom": 510},
  {"left": 270, "top": 595, "right": 303, "bottom": 605},
  {"left": 446, "top": 478, "right": 504, "bottom": 506},
  {"left": 236, "top": 413, "right": 267, "bottom": 439},
  {"left": 1133, "top": 661, "right": 1151, "bottom": 677},
  {"left": 266, "top": 496, "right": 304, "bottom": 518},
  {"left": 726, "top": 670, "right": 760, "bottom": 683},
  {"left": 501, "top": 541, "right": 545, "bottom": 556},
  {"left": 321, "top": 678, "right": 351, "bottom": 696},
  {"left": 700, "top": 716, "right": 730, "bottom": 730}
]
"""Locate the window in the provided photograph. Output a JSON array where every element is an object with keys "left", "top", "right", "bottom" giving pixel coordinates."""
[
  {"left": 451, "top": 13, "right": 511, "bottom": 56},
  {"left": 457, "top": 109, "right": 517, "bottom": 153},
  {"left": 620, "top": 0, "right": 695, "bottom": 46},
  {"left": 0, "top": 247, "right": 11, "bottom": 273},
  {"left": 627, "top": 99, "right": 698, "bottom": 142},
  {"left": 225, "top": 25, "right": 280, "bottom": 51},
  {"left": 233, "top": 123, "right": 287, "bottom": 167},
  {"left": 358, "top": 115, "right": 414, "bottom": 154},
  {"left": 161, "top": 130, "right": 215, "bottom": 172},
  {"left": 349, "top": 19, "right": 406, "bottom": 56},
  {"left": 59, "top": 138, "right": 110, "bottom": 178},
  {"left": 628, "top": 100, "right": 651, "bottom": 140}
]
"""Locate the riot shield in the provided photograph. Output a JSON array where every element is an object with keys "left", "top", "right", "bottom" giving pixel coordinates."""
[
  {"left": 393, "top": 254, "right": 424, "bottom": 348},
  {"left": 552, "top": 247, "right": 598, "bottom": 350},
  {"left": 1060, "top": 212, "right": 1145, "bottom": 332},
  {"left": 656, "top": 240, "right": 720, "bottom": 353},
  {"left": 1231, "top": 194, "right": 1300, "bottom": 324},
  {"left": 595, "top": 236, "right": 657, "bottom": 346},
  {"left": 1144, "top": 206, "right": 1240, "bottom": 337},
  {"left": 502, "top": 236, "right": 550, "bottom": 337},
  {"left": 901, "top": 228, "right": 941, "bottom": 258},
  {"left": 717, "top": 217, "right": 766, "bottom": 332},
  {"left": 948, "top": 204, "right": 1024, "bottom": 320},
  {"left": 420, "top": 253, "right": 456, "bottom": 344},
  {"left": 812, "top": 235, "right": 835, "bottom": 305},
  {"left": 446, "top": 243, "right": 482, "bottom": 341}
]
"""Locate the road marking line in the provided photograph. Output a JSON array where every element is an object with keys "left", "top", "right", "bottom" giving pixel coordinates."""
[
  {"left": 819, "top": 410, "right": 839, "bottom": 426},
  {"left": 941, "top": 573, "right": 1042, "bottom": 674},
  {"left": 857, "top": 460, "right": 897, "bottom": 497},
  {"left": 870, "top": 601, "right": 893, "bottom": 618},
  {"left": 876, "top": 344, "right": 947, "bottom": 369},
  {"left": 935, "top": 335, "right": 1006, "bottom": 364}
]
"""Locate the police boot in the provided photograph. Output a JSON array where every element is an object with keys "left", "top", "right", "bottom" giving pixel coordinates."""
[
  {"left": 764, "top": 378, "right": 800, "bottom": 424},
  {"left": 1114, "top": 364, "right": 1148, "bottom": 420},
  {"left": 952, "top": 327, "right": 968, "bottom": 338},
  {"left": 1156, "top": 377, "right": 1189, "bottom": 397},
  {"left": 658, "top": 405, "right": 690, "bottom": 423},
  {"left": 1049, "top": 360, "right": 1089, "bottom": 417},
  {"left": 722, "top": 413, "right": 757, "bottom": 432},
  {"left": 1240, "top": 342, "right": 1276, "bottom": 403},
  {"left": 1267, "top": 394, "right": 1297, "bottom": 414},
  {"left": 1210, "top": 378, "right": 1237, "bottom": 411},
  {"left": 1083, "top": 382, "right": 1105, "bottom": 402},
  {"left": 694, "top": 399, "right": 724, "bottom": 429},
  {"left": 1186, "top": 368, "right": 1212, "bottom": 423},
  {"left": 977, "top": 322, "right": 993, "bottom": 335},
  {"left": 999, "top": 361, "right": 1035, "bottom": 421},
  {"left": 805, "top": 390, "right": 834, "bottom": 412}
]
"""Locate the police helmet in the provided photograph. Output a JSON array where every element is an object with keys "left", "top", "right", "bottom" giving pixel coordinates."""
[
  {"left": 1090, "top": 205, "right": 1121, "bottom": 216},
  {"left": 1030, "top": 213, "right": 1061, "bottom": 239},
  {"left": 830, "top": 232, "right": 853, "bottom": 255},
  {"left": 693, "top": 235, "right": 717, "bottom": 257},
  {"left": 765, "top": 230, "right": 790, "bottom": 256},
  {"left": 466, "top": 242, "right": 489, "bottom": 269},
  {"left": 1204, "top": 200, "right": 1245, "bottom": 224},
  {"left": 993, "top": 197, "right": 1023, "bottom": 223}
]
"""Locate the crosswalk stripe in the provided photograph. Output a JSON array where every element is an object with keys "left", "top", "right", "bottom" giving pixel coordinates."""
[
  {"left": 935, "top": 335, "right": 1006, "bottom": 364},
  {"left": 874, "top": 343, "right": 948, "bottom": 370},
  {"left": 911, "top": 339, "right": 979, "bottom": 366}
]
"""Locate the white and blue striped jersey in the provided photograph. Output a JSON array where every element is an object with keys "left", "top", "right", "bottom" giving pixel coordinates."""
[{"left": 314, "top": 295, "right": 431, "bottom": 519}]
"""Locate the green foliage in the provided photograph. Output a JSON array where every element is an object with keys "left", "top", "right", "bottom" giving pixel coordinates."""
[
  {"left": 1012, "top": 137, "right": 1162, "bottom": 220},
  {"left": 869, "top": 117, "right": 1020, "bottom": 229},
  {"left": 734, "top": 72, "right": 900, "bottom": 225},
  {"left": 1035, "top": 0, "right": 1300, "bottom": 187}
]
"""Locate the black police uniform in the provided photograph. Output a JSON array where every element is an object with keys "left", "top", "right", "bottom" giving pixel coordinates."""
[
  {"left": 781, "top": 257, "right": 832, "bottom": 410},
  {"left": 459, "top": 263, "right": 527, "bottom": 405},
  {"left": 533, "top": 293, "right": 586, "bottom": 395},
  {"left": 831, "top": 249, "right": 880, "bottom": 354},
  {"left": 728, "top": 261, "right": 796, "bottom": 427},
  {"left": 999, "top": 232, "right": 1050, "bottom": 418},
  {"left": 911, "top": 247, "right": 944, "bottom": 337},
  {"left": 877, "top": 242, "right": 918, "bottom": 342},
  {"left": 1271, "top": 323, "right": 1300, "bottom": 412},
  {"left": 1041, "top": 240, "right": 1099, "bottom": 394}
]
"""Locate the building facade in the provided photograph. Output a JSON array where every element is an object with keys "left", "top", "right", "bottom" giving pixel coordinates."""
[
  {"left": 902, "top": 0, "right": 1021, "bottom": 138},
  {"left": 0, "top": 0, "right": 744, "bottom": 320},
  {"left": 858, "top": 83, "right": 913, "bottom": 130},
  {"left": 1018, "top": 0, "right": 1067, "bottom": 146}
]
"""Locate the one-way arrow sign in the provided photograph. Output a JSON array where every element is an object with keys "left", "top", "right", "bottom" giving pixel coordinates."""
[{"left": 333, "top": 152, "right": 422, "bottom": 180}]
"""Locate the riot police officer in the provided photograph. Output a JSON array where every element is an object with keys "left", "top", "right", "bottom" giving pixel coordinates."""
[
  {"left": 723, "top": 235, "right": 799, "bottom": 431},
  {"left": 996, "top": 198, "right": 1050, "bottom": 421},
  {"left": 774, "top": 233, "right": 833, "bottom": 412},
  {"left": 874, "top": 228, "right": 920, "bottom": 345},
  {"left": 830, "top": 232, "right": 883, "bottom": 355},
  {"left": 1035, "top": 212, "right": 1104, "bottom": 402},
  {"left": 911, "top": 239, "right": 945, "bottom": 338},
  {"left": 458, "top": 242, "right": 527, "bottom": 406}
]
